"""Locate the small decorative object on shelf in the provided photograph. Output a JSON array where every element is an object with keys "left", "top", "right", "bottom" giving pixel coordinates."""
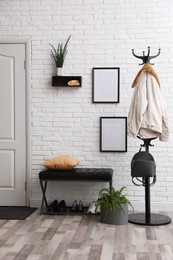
[
  {"left": 52, "top": 76, "right": 82, "bottom": 87},
  {"left": 68, "top": 80, "right": 80, "bottom": 86},
  {"left": 49, "top": 35, "right": 71, "bottom": 76}
]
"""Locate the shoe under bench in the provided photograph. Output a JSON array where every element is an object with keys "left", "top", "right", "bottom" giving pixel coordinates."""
[{"left": 39, "top": 168, "right": 113, "bottom": 215}]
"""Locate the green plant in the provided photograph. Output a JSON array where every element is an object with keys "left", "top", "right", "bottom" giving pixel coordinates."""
[
  {"left": 96, "top": 186, "right": 133, "bottom": 214},
  {"left": 49, "top": 35, "right": 71, "bottom": 68}
]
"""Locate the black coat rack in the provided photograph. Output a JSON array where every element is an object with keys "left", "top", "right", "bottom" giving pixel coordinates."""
[
  {"left": 128, "top": 47, "right": 171, "bottom": 226},
  {"left": 132, "top": 46, "right": 161, "bottom": 65}
]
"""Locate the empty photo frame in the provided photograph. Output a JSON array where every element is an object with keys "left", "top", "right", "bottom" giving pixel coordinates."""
[
  {"left": 100, "top": 117, "right": 127, "bottom": 152},
  {"left": 92, "top": 67, "right": 120, "bottom": 103}
]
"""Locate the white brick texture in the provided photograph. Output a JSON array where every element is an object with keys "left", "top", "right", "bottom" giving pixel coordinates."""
[{"left": 0, "top": 0, "right": 173, "bottom": 210}]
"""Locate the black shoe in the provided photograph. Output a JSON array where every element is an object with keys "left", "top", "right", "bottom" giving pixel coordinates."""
[
  {"left": 47, "top": 200, "right": 58, "bottom": 212},
  {"left": 58, "top": 200, "right": 67, "bottom": 212}
]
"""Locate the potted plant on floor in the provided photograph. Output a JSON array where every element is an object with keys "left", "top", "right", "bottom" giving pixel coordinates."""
[
  {"left": 49, "top": 35, "right": 71, "bottom": 76},
  {"left": 96, "top": 186, "right": 133, "bottom": 225}
]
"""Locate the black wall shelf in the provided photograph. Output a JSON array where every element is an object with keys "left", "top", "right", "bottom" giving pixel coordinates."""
[{"left": 52, "top": 76, "right": 82, "bottom": 87}]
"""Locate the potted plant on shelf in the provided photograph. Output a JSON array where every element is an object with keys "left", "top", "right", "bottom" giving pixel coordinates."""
[
  {"left": 49, "top": 35, "right": 71, "bottom": 76},
  {"left": 96, "top": 186, "right": 133, "bottom": 225}
]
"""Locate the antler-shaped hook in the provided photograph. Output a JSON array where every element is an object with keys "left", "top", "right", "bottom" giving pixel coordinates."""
[
  {"left": 132, "top": 46, "right": 161, "bottom": 65},
  {"left": 147, "top": 47, "right": 161, "bottom": 65}
]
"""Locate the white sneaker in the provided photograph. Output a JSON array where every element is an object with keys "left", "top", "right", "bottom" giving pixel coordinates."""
[{"left": 87, "top": 201, "right": 100, "bottom": 214}]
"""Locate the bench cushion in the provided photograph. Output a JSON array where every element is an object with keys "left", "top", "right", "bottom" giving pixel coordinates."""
[{"left": 39, "top": 168, "right": 113, "bottom": 181}]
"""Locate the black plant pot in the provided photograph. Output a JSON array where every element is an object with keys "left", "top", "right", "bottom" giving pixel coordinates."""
[{"left": 101, "top": 204, "right": 128, "bottom": 225}]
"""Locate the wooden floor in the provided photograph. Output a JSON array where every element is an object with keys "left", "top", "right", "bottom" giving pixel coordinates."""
[{"left": 0, "top": 210, "right": 173, "bottom": 260}]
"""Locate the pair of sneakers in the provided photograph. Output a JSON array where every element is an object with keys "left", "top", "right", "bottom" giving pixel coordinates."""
[{"left": 87, "top": 201, "right": 100, "bottom": 214}]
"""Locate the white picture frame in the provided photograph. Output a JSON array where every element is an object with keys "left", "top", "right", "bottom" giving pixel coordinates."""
[
  {"left": 100, "top": 117, "right": 127, "bottom": 152},
  {"left": 92, "top": 67, "right": 120, "bottom": 103}
]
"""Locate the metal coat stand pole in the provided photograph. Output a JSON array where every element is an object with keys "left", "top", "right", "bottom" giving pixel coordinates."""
[{"left": 128, "top": 138, "right": 171, "bottom": 226}]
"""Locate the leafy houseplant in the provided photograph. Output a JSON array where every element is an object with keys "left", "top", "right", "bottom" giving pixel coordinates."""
[
  {"left": 50, "top": 35, "right": 71, "bottom": 75},
  {"left": 96, "top": 186, "right": 133, "bottom": 225}
]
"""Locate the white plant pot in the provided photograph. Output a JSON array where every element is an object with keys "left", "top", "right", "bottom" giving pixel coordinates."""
[{"left": 56, "top": 67, "right": 63, "bottom": 76}]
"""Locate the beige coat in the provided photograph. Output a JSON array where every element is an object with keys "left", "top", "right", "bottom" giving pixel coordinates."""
[{"left": 128, "top": 70, "right": 169, "bottom": 142}]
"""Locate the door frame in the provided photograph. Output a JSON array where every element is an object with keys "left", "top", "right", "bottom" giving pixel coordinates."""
[{"left": 0, "top": 37, "right": 31, "bottom": 206}]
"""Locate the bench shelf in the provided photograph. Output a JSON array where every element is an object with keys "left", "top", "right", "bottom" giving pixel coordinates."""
[{"left": 41, "top": 206, "right": 100, "bottom": 216}]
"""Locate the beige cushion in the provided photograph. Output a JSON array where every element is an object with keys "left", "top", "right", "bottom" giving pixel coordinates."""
[{"left": 42, "top": 156, "right": 80, "bottom": 170}]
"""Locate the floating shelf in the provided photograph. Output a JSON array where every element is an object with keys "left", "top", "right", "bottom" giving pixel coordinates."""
[{"left": 52, "top": 76, "right": 82, "bottom": 87}]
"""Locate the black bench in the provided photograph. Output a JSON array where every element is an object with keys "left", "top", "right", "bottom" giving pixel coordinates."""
[{"left": 39, "top": 168, "right": 113, "bottom": 214}]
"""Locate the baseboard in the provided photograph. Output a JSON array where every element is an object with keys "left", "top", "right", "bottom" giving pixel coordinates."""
[
  {"left": 130, "top": 201, "right": 173, "bottom": 212},
  {"left": 30, "top": 198, "right": 42, "bottom": 208}
]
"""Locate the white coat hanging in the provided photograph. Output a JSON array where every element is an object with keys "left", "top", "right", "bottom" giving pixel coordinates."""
[{"left": 128, "top": 64, "right": 169, "bottom": 142}]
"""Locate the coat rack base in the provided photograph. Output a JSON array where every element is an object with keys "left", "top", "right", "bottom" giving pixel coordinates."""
[{"left": 128, "top": 212, "right": 171, "bottom": 226}]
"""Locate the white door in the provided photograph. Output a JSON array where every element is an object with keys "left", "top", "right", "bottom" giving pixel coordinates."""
[{"left": 0, "top": 44, "right": 26, "bottom": 206}]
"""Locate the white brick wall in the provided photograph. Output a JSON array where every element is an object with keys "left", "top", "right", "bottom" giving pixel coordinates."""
[{"left": 1, "top": 0, "right": 173, "bottom": 211}]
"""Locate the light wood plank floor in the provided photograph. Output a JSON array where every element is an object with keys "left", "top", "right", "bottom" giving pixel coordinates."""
[{"left": 0, "top": 210, "right": 173, "bottom": 260}]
